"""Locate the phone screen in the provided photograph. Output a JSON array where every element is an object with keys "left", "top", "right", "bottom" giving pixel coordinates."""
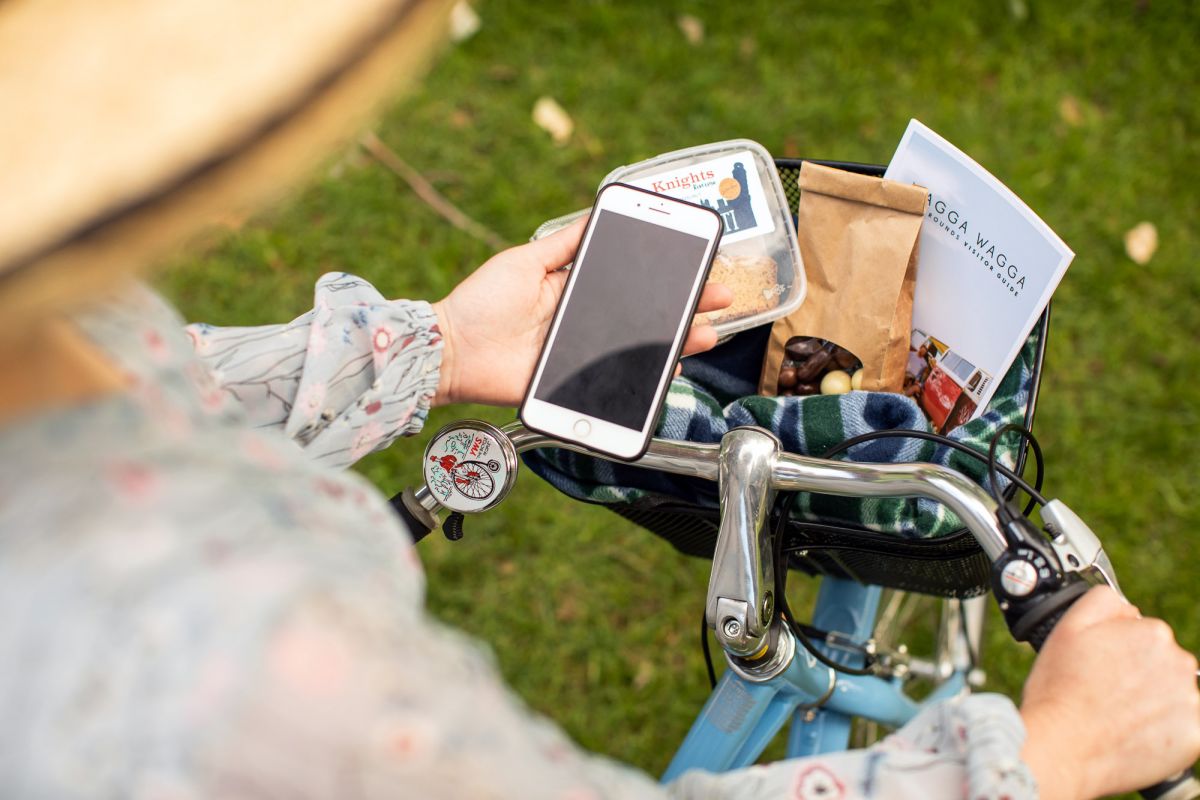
[{"left": 533, "top": 209, "right": 712, "bottom": 429}]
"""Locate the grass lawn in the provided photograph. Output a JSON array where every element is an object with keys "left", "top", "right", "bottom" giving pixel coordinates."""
[{"left": 159, "top": 0, "right": 1199, "bottom": 781}]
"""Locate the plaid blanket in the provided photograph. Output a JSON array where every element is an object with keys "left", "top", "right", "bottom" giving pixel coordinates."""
[{"left": 523, "top": 324, "right": 1039, "bottom": 539}]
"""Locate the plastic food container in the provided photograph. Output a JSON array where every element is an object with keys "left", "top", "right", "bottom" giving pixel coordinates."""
[
  {"left": 600, "top": 139, "right": 805, "bottom": 337},
  {"left": 531, "top": 140, "right": 807, "bottom": 338}
]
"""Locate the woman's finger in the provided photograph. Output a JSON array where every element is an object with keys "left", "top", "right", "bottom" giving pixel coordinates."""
[
  {"left": 518, "top": 217, "right": 588, "bottom": 272},
  {"left": 681, "top": 321, "right": 719, "bottom": 358},
  {"left": 1054, "top": 585, "right": 1141, "bottom": 637},
  {"left": 696, "top": 282, "right": 733, "bottom": 314}
]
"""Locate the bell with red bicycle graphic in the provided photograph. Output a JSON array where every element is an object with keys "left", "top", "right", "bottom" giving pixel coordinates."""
[{"left": 422, "top": 420, "right": 519, "bottom": 513}]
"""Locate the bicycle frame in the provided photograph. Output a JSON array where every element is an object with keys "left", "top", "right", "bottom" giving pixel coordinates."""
[{"left": 663, "top": 578, "right": 969, "bottom": 781}]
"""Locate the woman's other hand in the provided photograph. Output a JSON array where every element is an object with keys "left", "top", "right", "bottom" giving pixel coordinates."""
[
  {"left": 431, "top": 219, "right": 733, "bottom": 407},
  {"left": 1019, "top": 586, "right": 1200, "bottom": 800}
]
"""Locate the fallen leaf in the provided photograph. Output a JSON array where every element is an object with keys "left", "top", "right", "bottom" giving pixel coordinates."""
[
  {"left": 449, "top": 107, "right": 473, "bottom": 129},
  {"left": 1058, "top": 95, "right": 1083, "bottom": 127},
  {"left": 632, "top": 660, "right": 655, "bottom": 690},
  {"left": 1124, "top": 221, "right": 1159, "bottom": 264},
  {"left": 677, "top": 14, "right": 704, "bottom": 45},
  {"left": 449, "top": 0, "right": 481, "bottom": 42},
  {"left": 532, "top": 96, "right": 574, "bottom": 145},
  {"left": 739, "top": 36, "right": 757, "bottom": 59}
]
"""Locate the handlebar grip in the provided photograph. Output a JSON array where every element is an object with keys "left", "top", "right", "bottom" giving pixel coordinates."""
[
  {"left": 1008, "top": 580, "right": 1090, "bottom": 651},
  {"left": 1140, "top": 771, "right": 1200, "bottom": 800},
  {"left": 390, "top": 487, "right": 439, "bottom": 543}
]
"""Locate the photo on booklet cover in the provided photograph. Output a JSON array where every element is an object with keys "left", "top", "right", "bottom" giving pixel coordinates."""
[{"left": 904, "top": 329, "right": 992, "bottom": 434}]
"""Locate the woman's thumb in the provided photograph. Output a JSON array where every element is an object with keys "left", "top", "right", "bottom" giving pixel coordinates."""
[{"left": 1054, "top": 585, "right": 1140, "bottom": 635}]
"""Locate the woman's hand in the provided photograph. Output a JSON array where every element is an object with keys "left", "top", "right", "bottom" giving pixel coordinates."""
[
  {"left": 1019, "top": 586, "right": 1200, "bottom": 800},
  {"left": 431, "top": 219, "right": 733, "bottom": 407}
]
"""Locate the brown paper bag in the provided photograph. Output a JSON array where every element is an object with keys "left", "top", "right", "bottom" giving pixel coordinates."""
[{"left": 759, "top": 162, "right": 927, "bottom": 396}]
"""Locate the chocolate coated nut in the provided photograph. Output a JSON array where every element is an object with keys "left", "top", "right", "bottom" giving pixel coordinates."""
[
  {"left": 785, "top": 337, "right": 824, "bottom": 361},
  {"left": 792, "top": 348, "right": 833, "bottom": 382},
  {"left": 779, "top": 388, "right": 796, "bottom": 397},
  {"left": 832, "top": 346, "right": 859, "bottom": 370},
  {"left": 795, "top": 381, "right": 820, "bottom": 396},
  {"left": 778, "top": 366, "right": 798, "bottom": 389}
]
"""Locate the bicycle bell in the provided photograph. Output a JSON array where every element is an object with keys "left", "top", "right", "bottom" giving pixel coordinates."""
[{"left": 422, "top": 420, "right": 519, "bottom": 513}]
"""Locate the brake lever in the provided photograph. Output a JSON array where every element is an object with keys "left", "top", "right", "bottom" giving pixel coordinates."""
[{"left": 1040, "top": 499, "right": 1124, "bottom": 599}]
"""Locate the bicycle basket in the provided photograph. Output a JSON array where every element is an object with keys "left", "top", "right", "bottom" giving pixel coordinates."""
[{"left": 523, "top": 159, "right": 1049, "bottom": 599}]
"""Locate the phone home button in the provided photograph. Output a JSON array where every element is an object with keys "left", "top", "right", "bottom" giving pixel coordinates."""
[{"left": 573, "top": 419, "right": 592, "bottom": 438}]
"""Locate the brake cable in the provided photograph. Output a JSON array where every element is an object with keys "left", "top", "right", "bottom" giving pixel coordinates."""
[
  {"left": 773, "top": 490, "right": 878, "bottom": 677},
  {"left": 770, "top": 425, "right": 1046, "bottom": 680}
]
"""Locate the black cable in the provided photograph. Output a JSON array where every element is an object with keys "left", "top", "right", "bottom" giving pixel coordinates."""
[
  {"left": 818, "top": 428, "right": 1047, "bottom": 515},
  {"left": 775, "top": 536, "right": 985, "bottom": 675},
  {"left": 700, "top": 611, "right": 717, "bottom": 689},
  {"left": 697, "top": 504, "right": 879, "bottom": 688},
  {"left": 773, "top": 491, "right": 876, "bottom": 677},
  {"left": 821, "top": 428, "right": 1046, "bottom": 508},
  {"left": 987, "top": 424, "right": 1044, "bottom": 532}
]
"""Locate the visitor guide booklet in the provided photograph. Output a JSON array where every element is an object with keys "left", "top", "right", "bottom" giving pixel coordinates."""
[{"left": 884, "top": 120, "right": 1074, "bottom": 433}]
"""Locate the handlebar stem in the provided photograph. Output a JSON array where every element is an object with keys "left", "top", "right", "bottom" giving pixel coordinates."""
[{"left": 708, "top": 428, "right": 781, "bottom": 656}]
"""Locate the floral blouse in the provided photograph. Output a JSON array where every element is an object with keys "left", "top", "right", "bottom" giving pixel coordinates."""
[{"left": 0, "top": 274, "right": 1037, "bottom": 798}]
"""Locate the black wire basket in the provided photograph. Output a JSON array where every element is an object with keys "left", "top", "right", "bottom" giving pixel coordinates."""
[{"left": 604, "top": 158, "right": 1050, "bottom": 599}]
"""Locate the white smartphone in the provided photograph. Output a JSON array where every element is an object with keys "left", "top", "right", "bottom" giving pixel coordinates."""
[{"left": 520, "top": 183, "right": 723, "bottom": 461}]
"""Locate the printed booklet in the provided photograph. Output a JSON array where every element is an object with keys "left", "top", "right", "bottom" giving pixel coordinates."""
[{"left": 884, "top": 120, "right": 1074, "bottom": 433}]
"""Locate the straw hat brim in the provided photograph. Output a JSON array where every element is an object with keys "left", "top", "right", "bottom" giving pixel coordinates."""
[{"left": 0, "top": 0, "right": 453, "bottom": 315}]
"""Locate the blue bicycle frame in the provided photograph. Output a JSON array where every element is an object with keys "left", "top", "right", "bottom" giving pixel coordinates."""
[{"left": 663, "top": 577, "right": 968, "bottom": 782}]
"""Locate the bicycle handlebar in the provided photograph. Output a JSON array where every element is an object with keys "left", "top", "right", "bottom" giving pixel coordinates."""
[
  {"left": 414, "top": 421, "right": 1012, "bottom": 655},
  {"left": 503, "top": 422, "right": 1010, "bottom": 558},
  {"left": 413, "top": 421, "right": 1116, "bottom": 599},
  {"left": 406, "top": 419, "right": 1197, "bottom": 799}
]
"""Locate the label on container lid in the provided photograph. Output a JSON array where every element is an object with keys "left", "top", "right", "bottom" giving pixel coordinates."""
[{"left": 625, "top": 150, "right": 776, "bottom": 246}]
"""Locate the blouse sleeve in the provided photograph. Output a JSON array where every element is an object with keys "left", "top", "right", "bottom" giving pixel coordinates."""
[
  {"left": 186, "top": 273, "right": 442, "bottom": 469},
  {"left": 210, "top": 574, "right": 1038, "bottom": 800}
]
